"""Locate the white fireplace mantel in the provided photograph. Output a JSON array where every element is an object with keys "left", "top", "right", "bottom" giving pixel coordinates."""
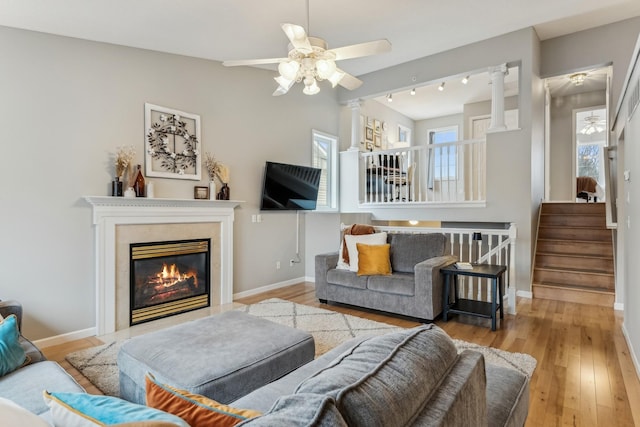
[{"left": 84, "top": 196, "right": 241, "bottom": 335}]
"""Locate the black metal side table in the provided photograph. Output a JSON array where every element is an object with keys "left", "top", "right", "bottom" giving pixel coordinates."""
[{"left": 441, "top": 264, "right": 507, "bottom": 331}]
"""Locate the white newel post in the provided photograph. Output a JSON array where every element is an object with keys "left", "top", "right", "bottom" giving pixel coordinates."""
[
  {"left": 348, "top": 100, "right": 362, "bottom": 151},
  {"left": 508, "top": 223, "right": 517, "bottom": 315},
  {"left": 488, "top": 63, "right": 508, "bottom": 133}
]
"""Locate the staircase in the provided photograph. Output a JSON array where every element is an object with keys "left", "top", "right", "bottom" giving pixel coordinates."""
[{"left": 532, "top": 202, "right": 615, "bottom": 307}]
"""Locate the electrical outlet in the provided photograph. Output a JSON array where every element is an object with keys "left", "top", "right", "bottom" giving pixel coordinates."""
[{"left": 276, "top": 261, "right": 281, "bottom": 270}]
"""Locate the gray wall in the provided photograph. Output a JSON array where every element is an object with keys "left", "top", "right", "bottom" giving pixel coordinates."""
[
  {"left": 415, "top": 114, "right": 464, "bottom": 146},
  {"left": 549, "top": 90, "right": 606, "bottom": 200},
  {"left": 0, "top": 26, "right": 340, "bottom": 340}
]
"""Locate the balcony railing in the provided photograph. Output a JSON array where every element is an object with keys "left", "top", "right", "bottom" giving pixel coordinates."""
[{"left": 360, "top": 139, "right": 486, "bottom": 205}]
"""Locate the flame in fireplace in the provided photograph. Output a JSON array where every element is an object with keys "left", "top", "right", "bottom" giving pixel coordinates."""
[{"left": 155, "top": 263, "right": 198, "bottom": 288}]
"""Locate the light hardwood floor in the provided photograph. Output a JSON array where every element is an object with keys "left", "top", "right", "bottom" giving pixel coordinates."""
[{"left": 42, "top": 282, "right": 640, "bottom": 426}]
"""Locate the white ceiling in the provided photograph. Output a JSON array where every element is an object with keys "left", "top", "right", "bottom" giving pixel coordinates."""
[{"left": 0, "top": 0, "right": 633, "bottom": 120}]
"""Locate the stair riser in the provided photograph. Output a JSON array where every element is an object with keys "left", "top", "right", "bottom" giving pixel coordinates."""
[
  {"left": 539, "top": 215, "right": 605, "bottom": 228},
  {"left": 541, "top": 203, "right": 605, "bottom": 215},
  {"left": 538, "top": 227, "right": 612, "bottom": 242},
  {"left": 536, "top": 241, "right": 613, "bottom": 257},
  {"left": 533, "top": 270, "right": 614, "bottom": 290},
  {"left": 535, "top": 254, "right": 614, "bottom": 274}
]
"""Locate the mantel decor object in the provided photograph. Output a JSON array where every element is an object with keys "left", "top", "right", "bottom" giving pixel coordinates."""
[
  {"left": 145, "top": 103, "right": 201, "bottom": 181},
  {"left": 112, "top": 145, "right": 135, "bottom": 197}
]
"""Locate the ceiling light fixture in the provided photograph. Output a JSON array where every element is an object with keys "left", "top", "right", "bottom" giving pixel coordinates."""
[
  {"left": 387, "top": 93, "right": 393, "bottom": 102},
  {"left": 410, "top": 88, "right": 416, "bottom": 95},
  {"left": 438, "top": 82, "right": 445, "bottom": 91},
  {"left": 569, "top": 73, "right": 587, "bottom": 86},
  {"left": 461, "top": 76, "right": 470, "bottom": 84},
  {"left": 580, "top": 113, "right": 606, "bottom": 135}
]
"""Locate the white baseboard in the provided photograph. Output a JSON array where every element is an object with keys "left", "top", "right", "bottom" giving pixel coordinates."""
[
  {"left": 621, "top": 322, "right": 640, "bottom": 380},
  {"left": 34, "top": 327, "right": 96, "bottom": 349},
  {"left": 614, "top": 302, "right": 624, "bottom": 311},
  {"left": 304, "top": 276, "right": 315, "bottom": 283},
  {"left": 233, "top": 277, "right": 306, "bottom": 300},
  {"left": 517, "top": 290, "right": 533, "bottom": 299}
]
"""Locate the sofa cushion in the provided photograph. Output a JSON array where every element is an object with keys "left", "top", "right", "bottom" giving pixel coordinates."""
[
  {"left": 356, "top": 243, "right": 391, "bottom": 276},
  {"left": 344, "top": 232, "right": 387, "bottom": 272},
  {"left": 295, "top": 325, "right": 458, "bottom": 427},
  {"left": 486, "top": 364, "right": 529, "bottom": 427},
  {"left": 145, "top": 373, "right": 261, "bottom": 427},
  {"left": 236, "top": 394, "right": 347, "bottom": 427},
  {"left": 366, "top": 272, "right": 414, "bottom": 296},
  {"left": 326, "top": 269, "right": 368, "bottom": 289},
  {"left": 388, "top": 233, "right": 447, "bottom": 273},
  {"left": 0, "top": 314, "right": 27, "bottom": 376},
  {"left": 43, "top": 392, "right": 190, "bottom": 427}
]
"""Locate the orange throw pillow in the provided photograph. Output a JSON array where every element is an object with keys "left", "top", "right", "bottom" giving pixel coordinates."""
[
  {"left": 145, "top": 374, "right": 261, "bottom": 427},
  {"left": 356, "top": 243, "right": 392, "bottom": 276}
]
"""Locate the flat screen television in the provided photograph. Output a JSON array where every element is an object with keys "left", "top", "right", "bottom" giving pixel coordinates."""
[{"left": 260, "top": 161, "right": 322, "bottom": 210}]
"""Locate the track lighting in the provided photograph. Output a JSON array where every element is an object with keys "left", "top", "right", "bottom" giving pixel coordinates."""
[
  {"left": 438, "top": 82, "right": 445, "bottom": 91},
  {"left": 410, "top": 88, "right": 416, "bottom": 95},
  {"left": 462, "top": 75, "right": 470, "bottom": 84},
  {"left": 387, "top": 93, "right": 393, "bottom": 102}
]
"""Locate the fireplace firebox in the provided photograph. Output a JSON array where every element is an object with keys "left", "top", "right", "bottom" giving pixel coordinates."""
[{"left": 130, "top": 238, "right": 210, "bottom": 326}]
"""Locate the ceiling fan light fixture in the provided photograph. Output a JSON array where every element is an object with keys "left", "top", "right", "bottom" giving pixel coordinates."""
[
  {"left": 278, "top": 61, "right": 300, "bottom": 80},
  {"left": 569, "top": 73, "right": 587, "bottom": 86},
  {"left": 328, "top": 70, "right": 346, "bottom": 87},
  {"left": 315, "top": 58, "right": 337, "bottom": 80},
  {"left": 303, "top": 77, "right": 320, "bottom": 95}
]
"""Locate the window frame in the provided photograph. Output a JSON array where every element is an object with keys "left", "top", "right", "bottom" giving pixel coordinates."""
[{"left": 311, "top": 129, "right": 338, "bottom": 211}]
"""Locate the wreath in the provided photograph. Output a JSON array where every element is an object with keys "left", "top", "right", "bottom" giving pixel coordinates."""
[{"left": 146, "top": 113, "right": 199, "bottom": 175}]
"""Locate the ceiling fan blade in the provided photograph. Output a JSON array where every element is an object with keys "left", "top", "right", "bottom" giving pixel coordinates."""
[
  {"left": 281, "top": 23, "right": 312, "bottom": 54},
  {"left": 336, "top": 70, "right": 363, "bottom": 91},
  {"left": 222, "top": 57, "right": 286, "bottom": 67},
  {"left": 329, "top": 39, "right": 392, "bottom": 61}
]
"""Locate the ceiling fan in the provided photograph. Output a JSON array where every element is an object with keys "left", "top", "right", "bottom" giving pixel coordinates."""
[
  {"left": 222, "top": 2, "right": 391, "bottom": 96},
  {"left": 580, "top": 113, "right": 606, "bottom": 135}
]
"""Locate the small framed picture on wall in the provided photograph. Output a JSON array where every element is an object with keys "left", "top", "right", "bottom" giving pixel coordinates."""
[{"left": 365, "top": 126, "right": 374, "bottom": 141}]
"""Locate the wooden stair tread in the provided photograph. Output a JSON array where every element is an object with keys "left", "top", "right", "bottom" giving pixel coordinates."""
[
  {"left": 533, "top": 282, "right": 614, "bottom": 295},
  {"left": 538, "top": 238, "right": 611, "bottom": 244},
  {"left": 534, "top": 266, "right": 614, "bottom": 276},
  {"left": 535, "top": 251, "right": 613, "bottom": 260}
]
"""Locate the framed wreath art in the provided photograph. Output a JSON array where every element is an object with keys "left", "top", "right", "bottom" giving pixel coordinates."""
[{"left": 144, "top": 103, "right": 202, "bottom": 180}]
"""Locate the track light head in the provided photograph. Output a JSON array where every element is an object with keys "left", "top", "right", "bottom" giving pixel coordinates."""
[{"left": 438, "top": 82, "right": 445, "bottom": 91}]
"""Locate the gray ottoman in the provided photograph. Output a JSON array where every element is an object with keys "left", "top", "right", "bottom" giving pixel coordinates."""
[{"left": 118, "top": 310, "right": 315, "bottom": 405}]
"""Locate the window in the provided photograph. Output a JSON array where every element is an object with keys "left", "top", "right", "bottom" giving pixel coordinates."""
[
  {"left": 429, "top": 126, "right": 459, "bottom": 179},
  {"left": 312, "top": 130, "right": 338, "bottom": 210}
]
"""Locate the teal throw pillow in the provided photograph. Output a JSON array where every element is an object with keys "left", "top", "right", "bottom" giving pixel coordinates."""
[
  {"left": 0, "top": 314, "right": 27, "bottom": 376},
  {"left": 43, "top": 392, "right": 190, "bottom": 427}
]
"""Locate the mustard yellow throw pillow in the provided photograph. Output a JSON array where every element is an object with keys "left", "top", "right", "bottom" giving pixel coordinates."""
[
  {"left": 356, "top": 243, "right": 392, "bottom": 276},
  {"left": 145, "top": 373, "right": 261, "bottom": 427}
]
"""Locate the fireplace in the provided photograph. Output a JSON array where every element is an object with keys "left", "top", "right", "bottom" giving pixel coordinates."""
[{"left": 129, "top": 238, "right": 210, "bottom": 326}]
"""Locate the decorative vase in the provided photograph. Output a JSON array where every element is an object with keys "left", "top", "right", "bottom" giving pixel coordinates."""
[
  {"left": 124, "top": 187, "right": 136, "bottom": 198},
  {"left": 209, "top": 180, "right": 217, "bottom": 200},
  {"left": 111, "top": 177, "right": 123, "bottom": 197},
  {"left": 133, "top": 164, "right": 146, "bottom": 197},
  {"left": 217, "top": 183, "right": 230, "bottom": 200}
]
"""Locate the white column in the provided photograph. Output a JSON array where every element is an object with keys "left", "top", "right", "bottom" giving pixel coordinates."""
[
  {"left": 508, "top": 223, "right": 517, "bottom": 315},
  {"left": 488, "top": 64, "right": 508, "bottom": 133},
  {"left": 348, "top": 100, "right": 362, "bottom": 151}
]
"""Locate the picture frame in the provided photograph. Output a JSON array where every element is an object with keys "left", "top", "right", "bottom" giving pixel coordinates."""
[
  {"left": 365, "top": 126, "right": 374, "bottom": 141},
  {"left": 374, "top": 119, "right": 381, "bottom": 134},
  {"left": 374, "top": 134, "right": 381, "bottom": 147},
  {"left": 145, "top": 103, "right": 202, "bottom": 181},
  {"left": 366, "top": 116, "right": 373, "bottom": 126},
  {"left": 360, "top": 114, "right": 365, "bottom": 144},
  {"left": 194, "top": 186, "right": 209, "bottom": 199}
]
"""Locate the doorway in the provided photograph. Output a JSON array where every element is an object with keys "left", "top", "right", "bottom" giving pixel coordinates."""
[{"left": 574, "top": 106, "right": 607, "bottom": 202}]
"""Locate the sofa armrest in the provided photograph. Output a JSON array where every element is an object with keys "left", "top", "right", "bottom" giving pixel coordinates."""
[
  {"left": 414, "top": 255, "right": 457, "bottom": 320},
  {"left": 0, "top": 300, "right": 23, "bottom": 331},
  {"left": 315, "top": 252, "right": 339, "bottom": 301}
]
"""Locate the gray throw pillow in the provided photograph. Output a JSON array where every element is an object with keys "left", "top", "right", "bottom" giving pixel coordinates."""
[{"left": 236, "top": 393, "right": 347, "bottom": 427}]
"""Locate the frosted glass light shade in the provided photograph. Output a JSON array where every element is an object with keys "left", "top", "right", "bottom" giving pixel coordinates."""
[{"left": 278, "top": 61, "right": 300, "bottom": 80}]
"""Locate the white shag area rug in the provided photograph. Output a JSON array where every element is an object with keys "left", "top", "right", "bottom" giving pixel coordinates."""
[{"left": 65, "top": 298, "right": 536, "bottom": 397}]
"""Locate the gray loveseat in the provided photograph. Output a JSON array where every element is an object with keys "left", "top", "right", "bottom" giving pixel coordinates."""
[
  {"left": 0, "top": 300, "right": 85, "bottom": 420},
  {"left": 231, "top": 324, "right": 529, "bottom": 426},
  {"left": 315, "top": 232, "right": 457, "bottom": 321}
]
